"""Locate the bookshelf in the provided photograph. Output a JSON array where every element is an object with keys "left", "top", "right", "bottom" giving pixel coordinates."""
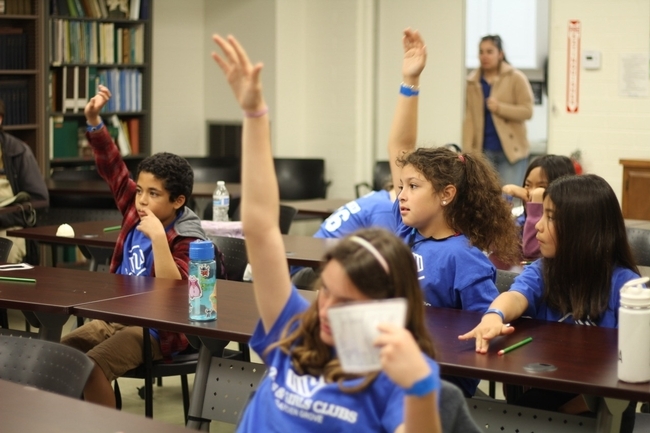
[
  {"left": 0, "top": 0, "right": 46, "bottom": 172},
  {"left": 46, "top": 0, "right": 152, "bottom": 169}
]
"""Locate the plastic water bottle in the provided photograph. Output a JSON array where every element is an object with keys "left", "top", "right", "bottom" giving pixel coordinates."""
[
  {"left": 188, "top": 240, "right": 217, "bottom": 321},
  {"left": 212, "top": 181, "right": 230, "bottom": 222},
  {"left": 618, "top": 276, "right": 650, "bottom": 383}
]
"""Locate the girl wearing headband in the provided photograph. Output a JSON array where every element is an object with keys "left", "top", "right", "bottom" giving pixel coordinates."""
[{"left": 211, "top": 32, "right": 455, "bottom": 433}]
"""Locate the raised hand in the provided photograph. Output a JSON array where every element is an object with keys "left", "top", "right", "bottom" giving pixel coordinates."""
[
  {"left": 457, "top": 314, "right": 515, "bottom": 353},
  {"left": 85, "top": 85, "right": 111, "bottom": 125},
  {"left": 211, "top": 34, "right": 265, "bottom": 113},
  {"left": 402, "top": 28, "right": 427, "bottom": 79}
]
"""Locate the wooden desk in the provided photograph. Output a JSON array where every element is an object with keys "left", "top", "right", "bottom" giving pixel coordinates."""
[
  {"left": 0, "top": 266, "right": 173, "bottom": 341},
  {"left": 281, "top": 198, "right": 351, "bottom": 218},
  {"left": 9, "top": 220, "right": 332, "bottom": 268},
  {"left": 73, "top": 283, "right": 649, "bottom": 432},
  {"left": 47, "top": 179, "right": 240, "bottom": 199},
  {"left": 0, "top": 200, "right": 48, "bottom": 215},
  {"left": 620, "top": 159, "right": 650, "bottom": 220},
  {"left": 0, "top": 379, "right": 194, "bottom": 433}
]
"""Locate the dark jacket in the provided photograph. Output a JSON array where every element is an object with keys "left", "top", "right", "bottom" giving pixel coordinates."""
[{"left": 0, "top": 131, "right": 49, "bottom": 228}]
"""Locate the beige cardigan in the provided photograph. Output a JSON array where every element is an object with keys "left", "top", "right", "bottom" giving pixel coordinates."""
[{"left": 462, "top": 62, "right": 534, "bottom": 164}]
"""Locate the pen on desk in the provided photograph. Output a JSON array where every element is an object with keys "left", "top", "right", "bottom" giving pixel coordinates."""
[
  {"left": 0, "top": 276, "right": 36, "bottom": 283},
  {"left": 498, "top": 337, "right": 533, "bottom": 356},
  {"left": 103, "top": 225, "right": 121, "bottom": 232}
]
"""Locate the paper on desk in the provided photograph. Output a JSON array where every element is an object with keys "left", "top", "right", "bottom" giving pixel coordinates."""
[{"left": 327, "top": 297, "right": 407, "bottom": 374}]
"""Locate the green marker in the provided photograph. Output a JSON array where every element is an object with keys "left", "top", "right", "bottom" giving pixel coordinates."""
[
  {"left": 103, "top": 225, "right": 121, "bottom": 232},
  {"left": 0, "top": 276, "right": 36, "bottom": 283}
]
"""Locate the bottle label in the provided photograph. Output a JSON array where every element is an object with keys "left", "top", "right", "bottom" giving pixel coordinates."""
[
  {"left": 213, "top": 197, "right": 230, "bottom": 206},
  {"left": 189, "top": 261, "right": 217, "bottom": 321}
]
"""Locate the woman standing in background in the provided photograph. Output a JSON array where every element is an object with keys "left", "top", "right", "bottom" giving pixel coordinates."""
[{"left": 462, "top": 35, "right": 534, "bottom": 186}]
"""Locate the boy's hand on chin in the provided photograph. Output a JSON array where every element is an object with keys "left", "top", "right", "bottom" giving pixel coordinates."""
[{"left": 136, "top": 208, "right": 165, "bottom": 240}]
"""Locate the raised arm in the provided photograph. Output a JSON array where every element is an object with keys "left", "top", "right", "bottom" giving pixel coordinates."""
[
  {"left": 211, "top": 35, "right": 291, "bottom": 332},
  {"left": 387, "top": 29, "right": 427, "bottom": 194}
]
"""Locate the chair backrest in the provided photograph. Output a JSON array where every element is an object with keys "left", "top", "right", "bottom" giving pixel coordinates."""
[
  {"left": 626, "top": 227, "right": 650, "bottom": 267},
  {"left": 440, "top": 380, "right": 482, "bottom": 433},
  {"left": 278, "top": 205, "right": 297, "bottom": 235},
  {"left": 0, "top": 237, "right": 14, "bottom": 262},
  {"left": 0, "top": 335, "right": 94, "bottom": 398},
  {"left": 372, "top": 160, "right": 391, "bottom": 191},
  {"left": 496, "top": 270, "right": 518, "bottom": 293},
  {"left": 211, "top": 236, "right": 248, "bottom": 282},
  {"left": 273, "top": 158, "right": 328, "bottom": 200}
]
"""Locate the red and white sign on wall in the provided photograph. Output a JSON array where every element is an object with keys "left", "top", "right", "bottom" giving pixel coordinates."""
[{"left": 566, "top": 20, "right": 581, "bottom": 113}]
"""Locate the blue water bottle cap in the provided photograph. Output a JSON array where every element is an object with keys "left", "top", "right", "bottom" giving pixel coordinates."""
[{"left": 189, "top": 240, "right": 215, "bottom": 261}]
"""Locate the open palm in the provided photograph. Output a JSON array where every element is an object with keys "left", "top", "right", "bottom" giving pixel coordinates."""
[{"left": 402, "top": 29, "right": 427, "bottom": 78}]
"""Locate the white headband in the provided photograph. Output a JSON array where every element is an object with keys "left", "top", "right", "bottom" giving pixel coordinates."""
[{"left": 349, "top": 236, "right": 389, "bottom": 274}]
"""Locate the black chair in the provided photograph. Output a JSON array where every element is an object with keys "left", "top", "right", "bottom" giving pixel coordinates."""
[
  {"left": 354, "top": 160, "right": 390, "bottom": 198},
  {"left": 0, "top": 335, "right": 94, "bottom": 399},
  {"left": 226, "top": 204, "right": 297, "bottom": 235},
  {"left": 495, "top": 270, "right": 518, "bottom": 293},
  {"left": 274, "top": 158, "right": 330, "bottom": 200},
  {"left": 0, "top": 238, "right": 14, "bottom": 329},
  {"left": 626, "top": 227, "right": 650, "bottom": 267},
  {"left": 211, "top": 236, "right": 248, "bottom": 282}
]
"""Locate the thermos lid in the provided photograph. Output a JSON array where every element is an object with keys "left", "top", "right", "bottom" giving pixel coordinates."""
[
  {"left": 189, "top": 240, "right": 215, "bottom": 261},
  {"left": 620, "top": 276, "right": 650, "bottom": 308}
]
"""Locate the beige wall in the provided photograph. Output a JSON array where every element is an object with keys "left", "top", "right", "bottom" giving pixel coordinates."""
[{"left": 152, "top": 0, "right": 650, "bottom": 201}]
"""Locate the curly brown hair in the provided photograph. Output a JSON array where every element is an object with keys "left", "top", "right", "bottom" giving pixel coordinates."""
[
  {"left": 397, "top": 147, "right": 520, "bottom": 264},
  {"left": 267, "top": 228, "right": 436, "bottom": 393}
]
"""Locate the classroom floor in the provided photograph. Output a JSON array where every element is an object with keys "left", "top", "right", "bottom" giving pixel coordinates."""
[{"left": 6, "top": 304, "right": 650, "bottom": 433}]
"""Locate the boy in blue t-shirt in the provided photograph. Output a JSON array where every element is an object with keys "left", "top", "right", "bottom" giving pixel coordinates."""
[{"left": 61, "top": 85, "right": 213, "bottom": 408}]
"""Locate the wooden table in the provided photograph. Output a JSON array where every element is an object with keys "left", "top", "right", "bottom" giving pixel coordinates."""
[
  {"left": 8, "top": 220, "right": 332, "bottom": 269},
  {"left": 47, "top": 179, "right": 240, "bottom": 199},
  {"left": 0, "top": 378, "right": 195, "bottom": 433},
  {"left": 0, "top": 266, "right": 175, "bottom": 341},
  {"left": 281, "top": 198, "right": 351, "bottom": 218},
  {"left": 73, "top": 282, "right": 649, "bottom": 432}
]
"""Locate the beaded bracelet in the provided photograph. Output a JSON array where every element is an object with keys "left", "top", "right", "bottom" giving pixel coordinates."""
[
  {"left": 400, "top": 82, "right": 420, "bottom": 97},
  {"left": 484, "top": 308, "right": 505, "bottom": 322}
]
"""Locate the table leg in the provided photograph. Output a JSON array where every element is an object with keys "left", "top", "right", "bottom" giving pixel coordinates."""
[
  {"left": 186, "top": 344, "right": 213, "bottom": 431},
  {"left": 596, "top": 397, "right": 629, "bottom": 433},
  {"left": 21, "top": 311, "right": 69, "bottom": 342}
]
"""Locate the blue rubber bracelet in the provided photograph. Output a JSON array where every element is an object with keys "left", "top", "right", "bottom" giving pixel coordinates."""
[
  {"left": 400, "top": 83, "right": 420, "bottom": 97},
  {"left": 405, "top": 372, "right": 439, "bottom": 397},
  {"left": 86, "top": 121, "right": 104, "bottom": 132},
  {"left": 484, "top": 308, "right": 505, "bottom": 322}
]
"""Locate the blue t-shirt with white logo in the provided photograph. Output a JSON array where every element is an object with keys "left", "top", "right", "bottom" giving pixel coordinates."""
[
  {"left": 118, "top": 228, "right": 154, "bottom": 276},
  {"left": 238, "top": 287, "right": 440, "bottom": 433}
]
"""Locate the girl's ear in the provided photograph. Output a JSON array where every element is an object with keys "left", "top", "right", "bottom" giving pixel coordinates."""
[{"left": 440, "top": 185, "right": 457, "bottom": 205}]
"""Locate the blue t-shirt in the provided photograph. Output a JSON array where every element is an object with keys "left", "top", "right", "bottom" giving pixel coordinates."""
[
  {"left": 238, "top": 288, "right": 440, "bottom": 433},
  {"left": 480, "top": 77, "right": 502, "bottom": 152},
  {"left": 118, "top": 228, "right": 154, "bottom": 276},
  {"left": 510, "top": 260, "right": 641, "bottom": 327},
  {"left": 314, "top": 190, "right": 394, "bottom": 239},
  {"left": 392, "top": 201, "right": 498, "bottom": 313}
]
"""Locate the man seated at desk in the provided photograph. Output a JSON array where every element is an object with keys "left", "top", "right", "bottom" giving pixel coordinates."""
[{"left": 0, "top": 99, "right": 49, "bottom": 263}]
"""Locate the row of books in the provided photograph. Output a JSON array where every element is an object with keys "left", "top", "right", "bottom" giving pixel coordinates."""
[
  {"left": 0, "top": 31, "right": 27, "bottom": 70},
  {"left": 50, "top": 19, "right": 145, "bottom": 65},
  {"left": 50, "top": 66, "right": 142, "bottom": 113},
  {"left": 49, "top": 0, "right": 149, "bottom": 20},
  {"left": 0, "top": 0, "right": 32, "bottom": 15},
  {"left": 51, "top": 114, "right": 140, "bottom": 158},
  {"left": 0, "top": 80, "right": 29, "bottom": 125}
]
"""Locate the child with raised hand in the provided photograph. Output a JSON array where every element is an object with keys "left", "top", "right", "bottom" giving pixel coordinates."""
[
  {"left": 388, "top": 28, "right": 520, "bottom": 398},
  {"left": 212, "top": 33, "right": 444, "bottom": 433},
  {"left": 502, "top": 154, "right": 576, "bottom": 259},
  {"left": 61, "top": 85, "right": 213, "bottom": 408},
  {"left": 459, "top": 174, "right": 639, "bottom": 431},
  {"left": 387, "top": 29, "right": 519, "bottom": 313}
]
